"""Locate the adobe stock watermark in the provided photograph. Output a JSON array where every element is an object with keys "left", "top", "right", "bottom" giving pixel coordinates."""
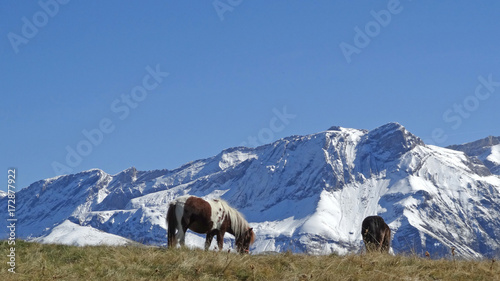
[
  {"left": 240, "top": 107, "right": 296, "bottom": 147},
  {"left": 339, "top": 0, "right": 407, "bottom": 64},
  {"left": 7, "top": 0, "right": 70, "bottom": 54},
  {"left": 426, "top": 74, "right": 500, "bottom": 145},
  {"left": 213, "top": 0, "right": 243, "bottom": 21},
  {"left": 51, "top": 64, "right": 169, "bottom": 175},
  {"left": 6, "top": 169, "right": 17, "bottom": 274}
]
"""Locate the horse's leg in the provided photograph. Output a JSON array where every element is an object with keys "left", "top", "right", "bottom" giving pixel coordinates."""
[
  {"left": 179, "top": 227, "right": 189, "bottom": 247},
  {"left": 174, "top": 229, "right": 182, "bottom": 248},
  {"left": 381, "top": 228, "right": 391, "bottom": 253},
  {"left": 377, "top": 231, "right": 386, "bottom": 252},
  {"left": 172, "top": 204, "right": 187, "bottom": 247},
  {"left": 175, "top": 229, "right": 185, "bottom": 247},
  {"left": 205, "top": 231, "right": 215, "bottom": 251},
  {"left": 216, "top": 231, "right": 225, "bottom": 251},
  {"left": 177, "top": 217, "right": 189, "bottom": 247}
]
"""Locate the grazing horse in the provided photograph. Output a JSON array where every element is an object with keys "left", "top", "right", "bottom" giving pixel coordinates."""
[
  {"left": 361, "top": 215, "right": 391, "bottom": 253},
  {"left": 167, "top": 195, "right": 255, "bottom": 253}
]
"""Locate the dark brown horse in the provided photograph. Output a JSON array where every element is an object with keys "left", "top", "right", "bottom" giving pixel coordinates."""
[
  {"left": 361, "top": 215, "right": 391, "bottom": 253},
  {"left": 167, "top": 195, "right": 255, "bottom": 253}
]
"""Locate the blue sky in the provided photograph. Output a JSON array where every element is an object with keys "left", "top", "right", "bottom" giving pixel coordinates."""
[{"left": 2, "top": 1, "right": 500, "bottom": 191}]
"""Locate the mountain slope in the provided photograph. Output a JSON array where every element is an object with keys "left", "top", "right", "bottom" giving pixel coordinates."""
[
  {"left": 448, "top": 136, "right": 500, "bottom": 175},
  {"left": 1, "top": 123, "right": 500, "bottom": 258}
]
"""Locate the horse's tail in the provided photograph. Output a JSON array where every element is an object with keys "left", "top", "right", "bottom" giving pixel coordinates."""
[{"left": 166, "top": 201, "right": 177, "bottom": 248}]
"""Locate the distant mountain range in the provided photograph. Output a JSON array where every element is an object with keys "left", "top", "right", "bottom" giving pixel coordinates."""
[
  {"left": 2, "top": 123, "right": 500, "bottom": 258},
  {"left": 447, "top": 136, "right": 500, "bottom": 175}
]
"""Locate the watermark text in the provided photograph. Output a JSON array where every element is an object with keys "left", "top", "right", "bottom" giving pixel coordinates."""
[
  {"left": 339, "top": 0, "right": 404, "bottom": 64},
  {"left": 7, "top": 169, "right": 17, "bottom": 273},
  {"left": 51, "top": 65, "right": 169, "bottom": 175},
  {"left": 8, "top": 0, "right": 70, "bottom": 54},
  {"left": 213, "top": 0, "right": 243, "bottom": 21},
  {"left": 426, "top": 74, "right": 500, "bottom": 145},
  {"left": 240, "top": 106, "right": 296, "bottom": 147}
]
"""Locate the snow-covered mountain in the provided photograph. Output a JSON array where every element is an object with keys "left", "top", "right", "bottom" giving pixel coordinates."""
[
  {"left": 2, "top": 123, "right": 500, "bottom": 258},
  {"left": 448, "top": 136, "right": 500, "bottom": 176}
]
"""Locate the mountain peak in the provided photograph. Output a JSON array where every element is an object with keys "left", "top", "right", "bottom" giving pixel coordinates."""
[
  {"left": 327, "top": 126, "right": 343, "bottom": 131},
  {"left": 326, "top": 126, "right": 368, "bottom": 136},
  {"left": 113, "top": 167, "right": 138, "bottom": 181},
  {"left": 362, "top": 122, "right": 423, "bottom": 161},
  {"left": 370, "top": 122, "right": 405, "bottom": 135}
]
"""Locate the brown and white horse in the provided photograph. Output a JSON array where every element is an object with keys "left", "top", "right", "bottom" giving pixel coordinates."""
[
  {"left": 167, "top": 195, "right": 255, "bottom": 253},
  {"left": 361, "top": 215, "right": 391, "bottom": 253}
]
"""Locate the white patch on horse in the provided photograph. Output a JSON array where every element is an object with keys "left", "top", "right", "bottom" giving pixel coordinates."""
[{"left": 207, "top": 199, "right": 226, "bottom": 230}]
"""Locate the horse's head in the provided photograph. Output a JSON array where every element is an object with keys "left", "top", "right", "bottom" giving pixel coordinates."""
[{"left": 236, "top": 227, "right": 255, "bottom": 254}]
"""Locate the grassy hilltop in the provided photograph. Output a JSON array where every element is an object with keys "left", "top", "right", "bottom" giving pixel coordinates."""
[{"left": 1, "top": 241, "right": 498, "bottom": 280}]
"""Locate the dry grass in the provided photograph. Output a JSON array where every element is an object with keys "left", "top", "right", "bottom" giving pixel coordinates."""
[{"left": 1, "top": 240, "right": 499, "bottom": 280}]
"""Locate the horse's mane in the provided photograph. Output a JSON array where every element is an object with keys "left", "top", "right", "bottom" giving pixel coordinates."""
[{"left": 217, "top": 199, "right": 250, "bottom": 239}]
